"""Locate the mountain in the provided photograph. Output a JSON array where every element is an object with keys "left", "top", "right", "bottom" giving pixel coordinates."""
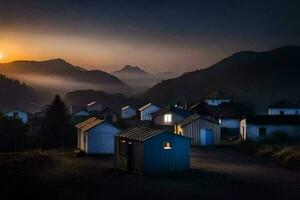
[
  {"left": 0, "top": 59, "right": 132, "bottom": 95},
  {"left": 112, "top": 65, "right": 167, "bottom": 93},
  {"left": 144, "top": 46, "right": 300, "bottom": 111},
  {"left": 155, "top": 71, "right": 182, "bottom": 80},
  {"left": 0, "top": 75, "right": 44, "bottom": 112}
]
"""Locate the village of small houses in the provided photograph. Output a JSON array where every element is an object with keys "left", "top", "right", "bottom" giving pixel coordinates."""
[{"left": 1, "top": 91, "right": 299, "bottom": 199}]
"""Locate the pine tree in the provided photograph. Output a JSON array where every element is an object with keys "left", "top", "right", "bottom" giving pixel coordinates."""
[{"left": 40, "top": 95, "right": 73, "bottom": 149}]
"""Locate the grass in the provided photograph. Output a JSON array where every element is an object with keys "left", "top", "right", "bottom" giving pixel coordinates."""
[
  {"left": 229, "top": 141, "right": 300, "bottom": 169},
  {"left": 1, "top": 150, "right": 297, "bottom": 200}
]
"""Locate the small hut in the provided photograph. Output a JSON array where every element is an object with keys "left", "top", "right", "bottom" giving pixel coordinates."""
[{"left": 115, "top": 126, "right": 191, "bottom": 174}]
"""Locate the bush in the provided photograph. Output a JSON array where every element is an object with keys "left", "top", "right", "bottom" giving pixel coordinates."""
[
  {"left": 265, "top": 131, "right": 290, "bottom": 143},
  {"left": 0, "top": 117, "right": 29, "bottom": 152}
]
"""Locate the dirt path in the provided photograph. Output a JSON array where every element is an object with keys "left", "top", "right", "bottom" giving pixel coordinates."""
[{"left": 191, "top": 147, "right": 300, "bottom": 194}]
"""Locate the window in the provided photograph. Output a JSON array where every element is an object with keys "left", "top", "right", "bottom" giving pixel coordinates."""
[
  {"left": 164, "top": 114, "right": 172, "bottom": 123},
  {"left": 280, "top": 111, "right": 284, "bottom": 115},
  {"left": 295, "top": 110, "right": 299, "bottom": 115},
  {"left": 259, "top": 128, "right": 266, "bottom": 137},
  {"left": 120, "top": 140, "right": 127, "bottom": 156},
  {"left": 164, "top": 142, "right": 172, "bottom": 150}
]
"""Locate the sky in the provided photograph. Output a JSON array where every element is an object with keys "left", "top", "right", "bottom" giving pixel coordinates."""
[{"left": 0, "top": 0, "right": 299, "bottom": 73}]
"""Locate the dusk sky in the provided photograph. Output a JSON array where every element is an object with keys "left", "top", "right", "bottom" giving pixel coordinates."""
[{"left": 0, "top": 0, "right": 299, "bottom": 73}]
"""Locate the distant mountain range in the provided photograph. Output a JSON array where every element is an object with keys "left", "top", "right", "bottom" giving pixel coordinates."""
[
  {"left": 144, "top": 46, "right": 300, "bottom": 111},
  {"left": 112, "top": 65, "right": 180, "bottom": 92},
  {"left": 0, "top": 59, "right": 132, "bottom": 95},
  {"left": 0, "top": 75, "right": 44, "bottom": 112}
]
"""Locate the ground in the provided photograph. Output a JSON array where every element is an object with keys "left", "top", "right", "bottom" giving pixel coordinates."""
[{"left": 0, "top": 147, "right": 299, "bottom": 200}]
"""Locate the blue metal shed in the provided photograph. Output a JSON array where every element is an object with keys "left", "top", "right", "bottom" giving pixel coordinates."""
[{"left": 115, "top": 127, "right": 191, "bottom": 174}]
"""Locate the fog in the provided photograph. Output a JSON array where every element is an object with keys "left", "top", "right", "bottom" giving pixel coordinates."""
[{"left": 6, "top": 74, "right": 118, "bottom": 95}]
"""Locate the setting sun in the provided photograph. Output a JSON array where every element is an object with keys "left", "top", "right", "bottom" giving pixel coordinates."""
[{"left": 0, "top": 53, "right": 3, "bottom": 59}]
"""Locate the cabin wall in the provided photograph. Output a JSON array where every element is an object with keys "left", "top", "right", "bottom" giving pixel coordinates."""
[
  {"left": 115, "top": 137, "right": 144, "bottom": 173},
  {"left": 220, "top": 118, "right": 240, "bottom": 129},
  {"left": 240, "top": 119, "right": 247, "bottom": 140},
  {"left": 5, "top": 110, "right": 28, "bottom": 123},
  {"left": 87, "top": 123, "right": 120, "bottom": 154},
  {"left": 153, "top": 112, "right": 184, "bottom": 126},
  {"left": 268, "top": 108, "right": 300, "bottom": 115},
  {"left": 140, "top": 105, "right": 160, "bottom": 121},
  {"left": 143, "top": 133, "right": 190, "bottom": 174},
  {"left": 245, "top": 123, "right": 300, "bottom": 141},
  {"left": 121, "top": 108, "right": 136, "bottom": 119},
  {"left": 176, "top": 119, "right": 221, "bottom": 145},
  {"left": 204, "top": 99, "right": 231, "bottom": 106},
  {"left": 78, "top": 131, "right": 88, "bottom": 152}
]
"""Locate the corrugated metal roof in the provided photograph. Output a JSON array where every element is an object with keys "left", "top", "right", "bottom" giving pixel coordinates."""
[
  {"left": 242, "top": 115, "right": 300, "bottom": 125},
  {"left": 75, "top": 117, "right": 98, "bottom": 129},
  {"left": 81, "top": 118, "right": 104, "bottom": 132},
  {"left": 116, "top": 126, "right": 166, "bottom": 141},
  {"left": 122, "top": 105, "right": 130, "bottom": 110},
  {"left": 177, "top": 114, "right": 219, "bottom": 127},
  {"left": 268, "top": 101, "right": 300, "bottom": 109}
]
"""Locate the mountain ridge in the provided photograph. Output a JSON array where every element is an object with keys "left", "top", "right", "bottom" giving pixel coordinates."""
[
  {"left": 144, "top": 46, "right": 300, "bottom": 111},
  {"left": 0, "top": 59, "right": 132, "bottom": 95}
]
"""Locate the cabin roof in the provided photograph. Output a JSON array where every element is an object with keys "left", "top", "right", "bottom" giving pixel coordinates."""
[
  {"left": 122, "top": 105, "right": 131, "bottom": 110},
  {"left": 152, "top": 105, "right": 192, "bottom": 118},
  {"left": 190, "top": 101, "right": 253, "bottom": 119},
  {"left": 268, "top": 101, "right": 300, "bottom": 109},
  {"left": 75, "top": 117, "right": 98, "bottom": 129},
  {"left": 177, "top": 114, "right": 219, "bottom": 127},
  {"left": 81, "top": 118, "right": 104, "bottom": 132},
  {"left": 116, "top": 126, "right": 168, "bottom": 141},
  {"left": 138, "top": 103, "right": 157, "bottom": 111},
  {"left": 205, "top": 90, "right": 230, "bottom": 100},
  {"left": 242, "top": 115, "right": 300, "bottom": 125},
  {"left": 117, "top": 126, "right": 190, "bottom": 141}
]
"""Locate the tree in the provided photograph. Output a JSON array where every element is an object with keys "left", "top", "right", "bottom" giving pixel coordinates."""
[
  {"left": 40, "top": 95, "right": 74, "bottom": 149},
  {"left": 0, "top": 116, "right": 28, "bottom": 152}
]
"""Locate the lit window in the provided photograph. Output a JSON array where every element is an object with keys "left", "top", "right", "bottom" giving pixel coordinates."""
[
  {"left": 164, "top": 142, "right": 172, "bottom": 150},
  {"left": 164, "top": 114, "right": 172, "bottom": 123}
]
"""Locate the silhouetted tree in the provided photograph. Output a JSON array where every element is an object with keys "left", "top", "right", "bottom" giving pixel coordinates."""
[
  {"left": 0, "top": 116, "right": 28, "bottom": 151},
  {"left": 40, "top": 95, "right": 73, "bottom": 149}
]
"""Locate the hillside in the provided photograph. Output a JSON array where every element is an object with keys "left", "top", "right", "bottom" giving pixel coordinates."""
[
  {"left": 112, "top": 65, "right": 162, "bottom": 92},
  {"left": 144, "top": 46, "right": 300, "bottom": 111},
  {"left": 0, "top": 59, "right": 132, "bottom": 95},
  {"left": 0, "top": 75, "right": 44, "bottom": 112}
]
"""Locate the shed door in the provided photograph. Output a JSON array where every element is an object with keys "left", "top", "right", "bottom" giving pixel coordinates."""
[
  {"left": 127, "top": 142, "right": 133, "bottom": 171},
  {"left": 200, "top": 129, "right": 213, "bottom": 145}
]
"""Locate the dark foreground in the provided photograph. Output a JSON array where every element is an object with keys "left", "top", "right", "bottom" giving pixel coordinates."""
[{"left": 0, "top": 148, "right": 299, "bottom": 200}]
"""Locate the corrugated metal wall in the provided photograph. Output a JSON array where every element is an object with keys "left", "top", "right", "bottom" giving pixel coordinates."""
[
  {"left": 177, "top": 119, "right": 221, "bottom": 145},
  {"left": 143, "top": 133, "right": 190, "bottom": 174},
  {"left": 114, "top": 137, "right": 144, "bottom": 173}
]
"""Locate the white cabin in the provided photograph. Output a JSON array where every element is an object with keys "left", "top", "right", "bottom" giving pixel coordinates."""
[
  {"left": 121, "top": 105, "right": 136, "bottom": 119},
  {"left": 203, "top": 91, "right": 231, "bottom": 106},
  {"left": 240, "top": 115, "right": 300, "bottom": 141},
  {"left": 75, "top": 117, "right": 121, "bottom": 154},
  {"left": 5, "top": 108, "right": 29, "bottom": 124},
  {"left": 268, "top": 101, "right": 300, "bottom": 115},
  {"left": 204, "top": 99, "right": 231, "bottom": 106},
  {"left": 139, "top": 103, "right": 160, "bottom": 121},
  {"left": 87, "top": 101, "right": 102, "bottom": 112}
]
